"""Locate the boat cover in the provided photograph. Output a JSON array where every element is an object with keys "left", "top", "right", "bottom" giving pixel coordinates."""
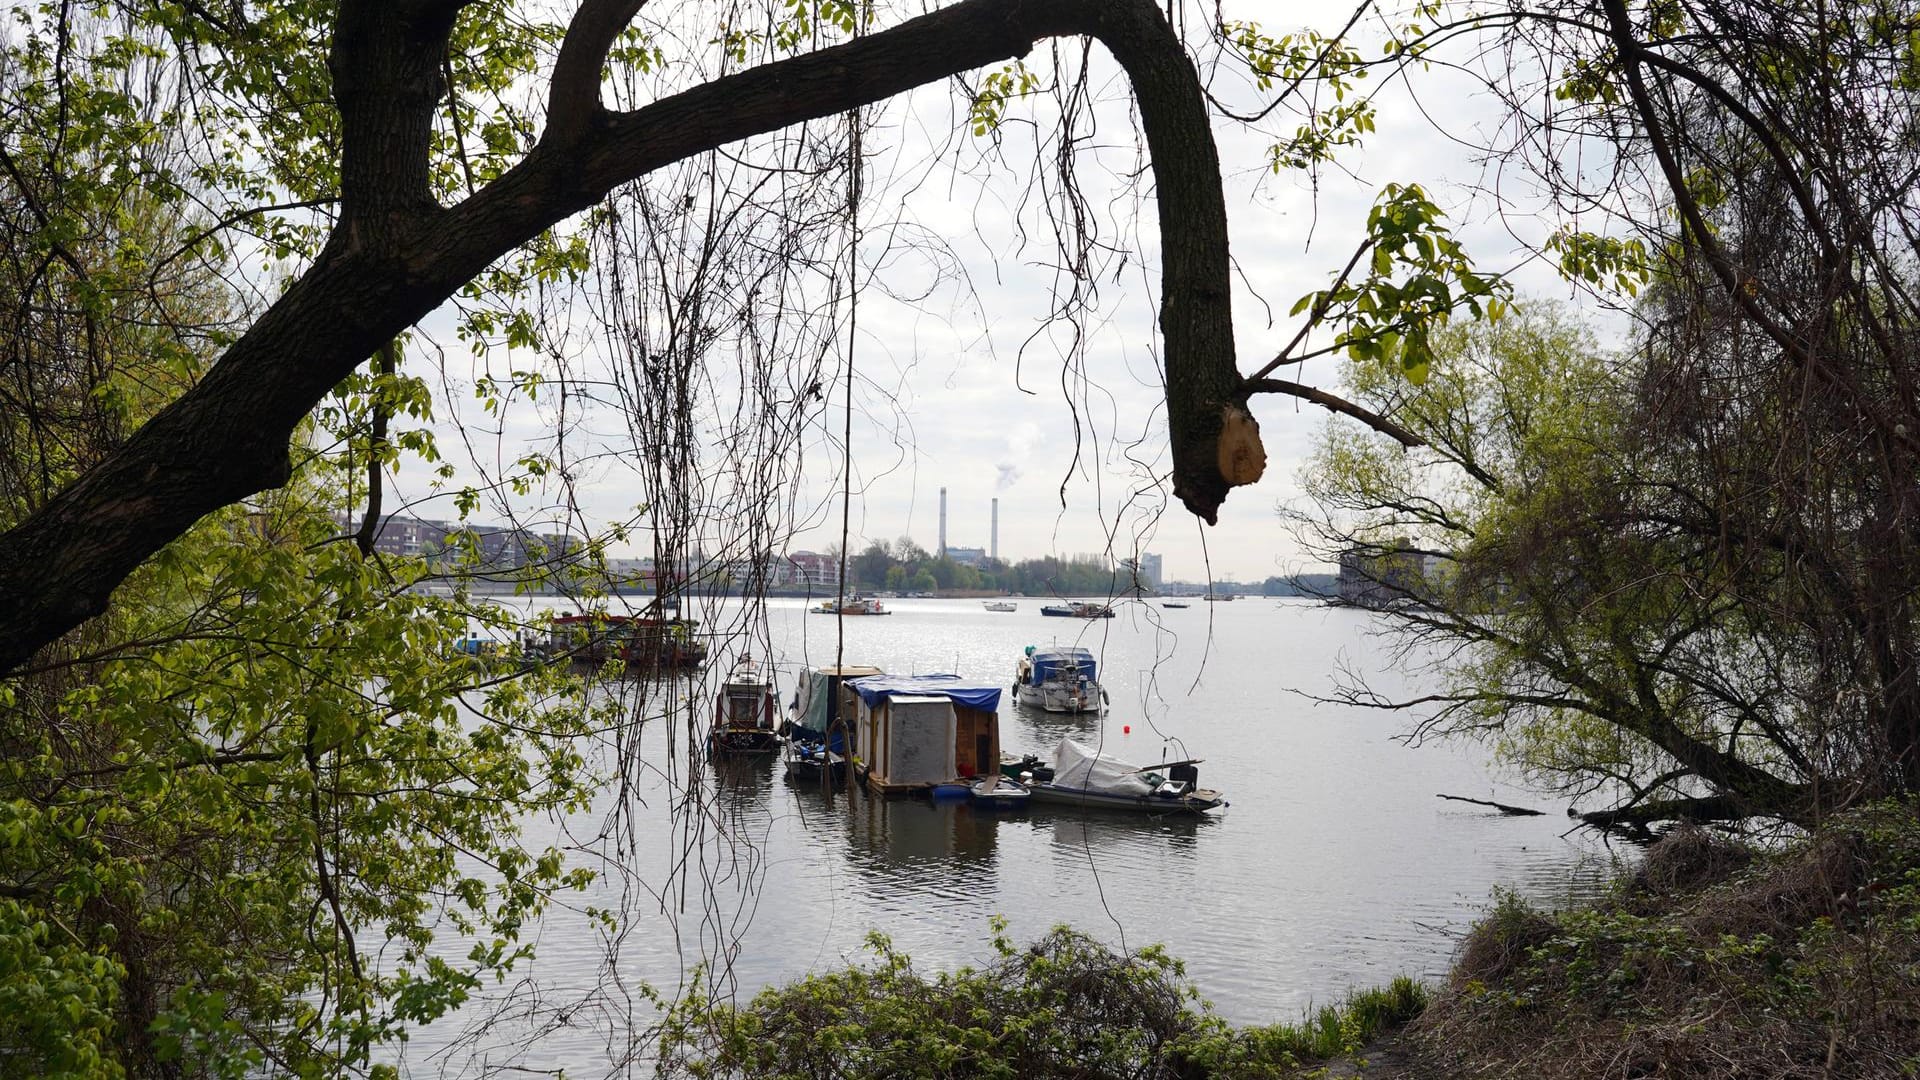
[
  {"left": 1051, "top": 738, "right": 1154, "bottom": 796},
  {"left": 1027, "top": 646, "right": 1097, "bottom": 683},
  {"left": 793, "top": 667, "right": 881, "bottom": 747},
  {"left": 848, "top": 674, "right": 1003, "bottom": 712}
]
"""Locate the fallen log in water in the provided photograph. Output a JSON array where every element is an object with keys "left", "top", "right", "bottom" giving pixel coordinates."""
[{"left": 1437, "top": 793, "right": 1546, "bottom": 816}]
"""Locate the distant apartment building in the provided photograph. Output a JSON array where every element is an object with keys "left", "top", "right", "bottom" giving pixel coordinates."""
[
  {"left": 1335, "top": 539, "right": 1440, "bottom": 607},
  {"left": 442, "top": 523, "right": 578, "bottom": 574},
  {"left": 603, "top": 557, "right": 656, "bottom": 590},
  {"left": 334, "top": 512, "right": 446, "bottom": 559},
  {"left": 785, "top": 551, "right": 841, "bottom": 589},
  {"left": 1140, "top": 553, "right": 1162, "bottom": 588},
  {"left": 1120, "top": 553, "right": 1163, "bottom": 590},
  {"left": 371, "top": 515, "right": 442, "bottom": 558},
  {"left": 702, "top": 553, "right": 791, "bottom": 589},
  {"left": 334, "top": 512, "right": 576, "bottom": 575}
]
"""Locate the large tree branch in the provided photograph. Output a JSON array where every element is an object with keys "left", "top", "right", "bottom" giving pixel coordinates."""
[
  {"left": 1244, "top": 377, "right": 1424, "bottom": 448},
  {"left": 544, "top": 0, "right": 647, "bottom": 147},
  {"left": 1598, "top": 0, "right": 1918, "bottom": 463},
  {"left": 0, "top": 0, "right": 1239, "bottom": 673}
]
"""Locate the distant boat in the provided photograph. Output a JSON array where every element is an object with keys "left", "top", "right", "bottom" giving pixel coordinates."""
[
  {"left": 982, "top": 600, "right": 1017, "bottom": 612},
  {"left": 709, "top": 655, "right": 780, "bottom": 755},
  {"left": 1203, "top": 593, "right": 1236, "bottom": 602},
  {"left": 810, "top": 595, "right": 890, "bottom": 615},
  {"left": 451, "top": 635, "right": 509, "bottom": 658},
  {"left": 1162, "top": 601, "right": 1190, "bottom": 609},
  {"left": 1040, "top": 600, "right": 1114, "bottom": 618}
]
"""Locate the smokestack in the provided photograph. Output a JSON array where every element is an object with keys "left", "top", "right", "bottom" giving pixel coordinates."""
[
  {"left": 939, "top": 487, "right": 948, "bottom": 557},
  {"left": 991, "top": 499, "right": 999, "bottom": 561}
]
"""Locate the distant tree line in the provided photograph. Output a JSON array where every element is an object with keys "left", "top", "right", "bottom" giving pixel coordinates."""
[
  {"left": 840, "top": 538, "right": 1133, "bottom": 596},
  {"left": 835, "top": 538, "right": 1334, "bottom": 597}
]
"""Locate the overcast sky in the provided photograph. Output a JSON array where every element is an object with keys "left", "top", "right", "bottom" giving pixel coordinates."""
[{"left": 389, "top": 3, "right": 1586, "bottom": 585}]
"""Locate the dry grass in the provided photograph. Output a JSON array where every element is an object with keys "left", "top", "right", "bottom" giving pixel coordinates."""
[
  {"left": 1407, "top": 805, "right": 1920, "bottom": 1079},
  {"left": 1449, "top": 891, "right": 1558, "bottom": 991},
  {"left": 1627, "top": 823, "right": 1753, "bottom": 898}
]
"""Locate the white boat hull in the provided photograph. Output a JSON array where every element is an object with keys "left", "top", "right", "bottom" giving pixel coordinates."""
[
  {"left": 1014, "top": 683, "right": 1102, "bottom": 713},
  {"left": 970, "top": 776, "right": 1031, "bottom": 807},
  {"left": 1024, "top": 783, "right": 1225, "bottom": 814}
]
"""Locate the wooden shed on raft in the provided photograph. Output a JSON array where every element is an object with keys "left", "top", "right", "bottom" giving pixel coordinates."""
[{"left": 845, "top": 675, "right": 1004, "bottom": 796}]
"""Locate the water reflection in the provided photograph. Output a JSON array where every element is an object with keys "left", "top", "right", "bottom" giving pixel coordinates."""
[
  {"left": 708, "top": 753, "right": 777, "bottom": 816},
  {"left": 1031, "top": 805, "right": 1213, "bottom": 860},
  {"left": 828, "top": 788, "right": 1003, "bottom": 881},
  {"left": 1005, "top": 698, "right": 1103, "bottom": 742}
]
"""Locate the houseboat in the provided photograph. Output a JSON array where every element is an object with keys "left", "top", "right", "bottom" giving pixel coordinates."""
[
  {"left": 545, "top": 610, "right": 706, "bottom": 669},
  {"left": 845, "top": 674, "right": 1004, "bottom": 796}
]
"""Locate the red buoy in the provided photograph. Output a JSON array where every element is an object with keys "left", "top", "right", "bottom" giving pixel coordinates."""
[{"left": 1123, "top": 724, "right": 1131, "bottom": 734}]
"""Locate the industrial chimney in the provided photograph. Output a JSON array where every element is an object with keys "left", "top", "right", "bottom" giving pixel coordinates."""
[
  {"left": 991, "top": 498, "right": 999, "bottom": 561},
  {"left": 938, "top": 487, "right": 948, "bottom": 557}
]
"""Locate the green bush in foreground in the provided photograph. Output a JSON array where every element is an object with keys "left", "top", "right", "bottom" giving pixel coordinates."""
[{"left": 654, "top": 919, "right": 1426, "bottom": 1080}]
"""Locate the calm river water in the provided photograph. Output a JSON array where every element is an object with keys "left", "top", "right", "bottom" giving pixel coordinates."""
[{"left": 398, "top": 595, "right": 1620, "bottom": 1076}]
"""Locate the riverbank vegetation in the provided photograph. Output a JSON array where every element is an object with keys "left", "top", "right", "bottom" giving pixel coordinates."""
[
  {"left": 843, "top": 541, "right": 1138, "bottom": 599},
  {"left": 653, "top": 920, "right": 1428, "bottom": 1079},
  {"left": 1405, "top": 808, "right": 1920, "bottom": 1079},
  {"left": 657, "top": 809, "right": 1920, "bottom": 1080}
]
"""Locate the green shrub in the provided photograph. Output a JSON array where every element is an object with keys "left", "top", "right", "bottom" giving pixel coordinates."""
[
  {"left": 655, "top": 923, "right": 1427, "bottom": 1080},
  {"left": 1185, "top": 977, "right": 1430, "bottom": 1078}
]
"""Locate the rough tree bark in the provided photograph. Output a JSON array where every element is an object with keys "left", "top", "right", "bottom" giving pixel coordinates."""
[{"left": 0, "top": 0, "right": 1249, "bottom": 674}]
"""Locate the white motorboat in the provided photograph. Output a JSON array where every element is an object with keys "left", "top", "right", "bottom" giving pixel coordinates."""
[
  {"left": 1013, "top": 644, "right": 1105, "bottom": 713},
  {"left": 1039, "top": 600, "right": 1114, "bottom": 618},
  {"left": 982, "top": 600, "right": 1017, "bottom": 612}
]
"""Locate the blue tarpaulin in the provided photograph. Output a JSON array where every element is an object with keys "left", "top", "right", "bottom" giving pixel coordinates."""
[
  {"left": 1029, "top": 646, "right": 1097, "bottom": 683},
  {"left": 848, "top": 674, "right": 1003, "bottom": 712}
]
